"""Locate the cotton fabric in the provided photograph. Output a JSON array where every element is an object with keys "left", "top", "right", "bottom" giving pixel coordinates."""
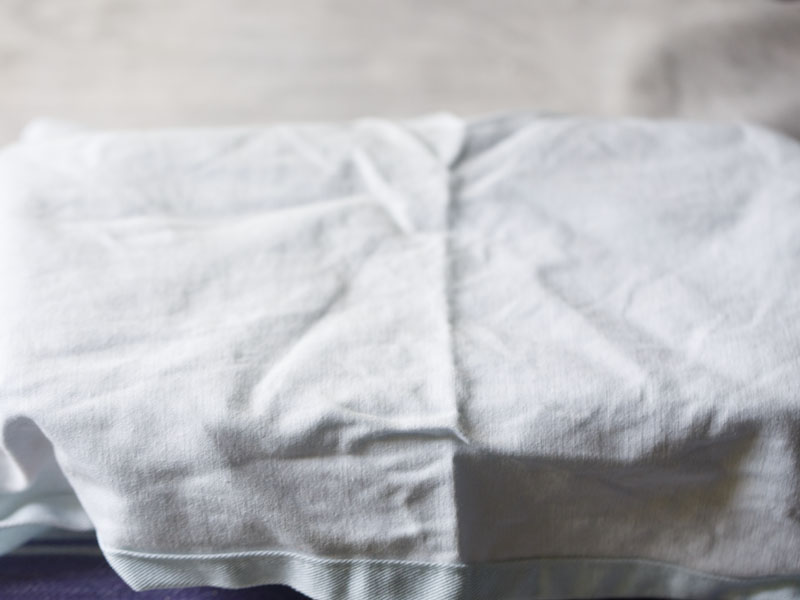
[{"left": 1, "top": 114, "right": 800, "bottom": 598}]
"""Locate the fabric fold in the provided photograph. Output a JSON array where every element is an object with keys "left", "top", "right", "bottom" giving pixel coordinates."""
[{"left": 1, "top": 113, "right": 800, "bottom": 598}]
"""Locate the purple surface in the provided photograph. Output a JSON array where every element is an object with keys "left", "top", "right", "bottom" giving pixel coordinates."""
[
  {"left": 0, "top": 539, "right": 669, "bottom": 599},
  {"left": 0, "top": 541, "right": 312, "bottom": 600}
]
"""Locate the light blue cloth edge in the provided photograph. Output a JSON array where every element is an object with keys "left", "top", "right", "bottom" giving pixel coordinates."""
[{"left": 102, "top": 544, "right": 800, "bottom": 599}]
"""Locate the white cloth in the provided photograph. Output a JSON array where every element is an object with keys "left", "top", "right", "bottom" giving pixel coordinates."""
[{"left": 2, "top": 114, "right": 800, "bottom": 599}]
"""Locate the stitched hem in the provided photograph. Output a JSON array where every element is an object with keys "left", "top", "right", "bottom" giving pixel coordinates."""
[{"left": 101, "top": 545, "right": 800, "bottom": 599}]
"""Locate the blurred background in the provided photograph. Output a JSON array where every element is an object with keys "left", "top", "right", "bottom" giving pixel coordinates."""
[{"left": 0, "top": 0, "right": 798, "bottom": 143}]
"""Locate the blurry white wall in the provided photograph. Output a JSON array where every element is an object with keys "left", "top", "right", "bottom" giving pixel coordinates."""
[{"left": 0, "top": 0, "right": 798, "bottom": 142}]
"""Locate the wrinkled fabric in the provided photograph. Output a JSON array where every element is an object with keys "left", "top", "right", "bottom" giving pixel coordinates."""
[{"left": 1, "top": 114, "right": 800, "bottom": 597}]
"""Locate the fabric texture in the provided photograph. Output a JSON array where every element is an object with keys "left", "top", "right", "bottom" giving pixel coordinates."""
[{"left": 1, "top": 113, "right": 800, "bottom": 598}]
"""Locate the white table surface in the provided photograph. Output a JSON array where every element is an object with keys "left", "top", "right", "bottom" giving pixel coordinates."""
[{"left": 0, "top": 0, "right": 798, "bottom": 144}]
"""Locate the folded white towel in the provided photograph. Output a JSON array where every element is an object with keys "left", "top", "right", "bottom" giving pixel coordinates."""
[{"left": 2, "top": 114, "right": 800, "bottom": 599}]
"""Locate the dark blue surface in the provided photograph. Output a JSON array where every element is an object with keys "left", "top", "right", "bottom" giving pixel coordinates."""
[
  {"left": 0, "top": 539, "right": 667, "bottom": 599},
  {"left": 0, "top": 542, "right": 313, "bottom": 600}
]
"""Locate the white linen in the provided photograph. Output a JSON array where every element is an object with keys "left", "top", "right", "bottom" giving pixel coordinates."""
[{"left": 1, "top": 113, "right": 800, "bottom": 598}]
